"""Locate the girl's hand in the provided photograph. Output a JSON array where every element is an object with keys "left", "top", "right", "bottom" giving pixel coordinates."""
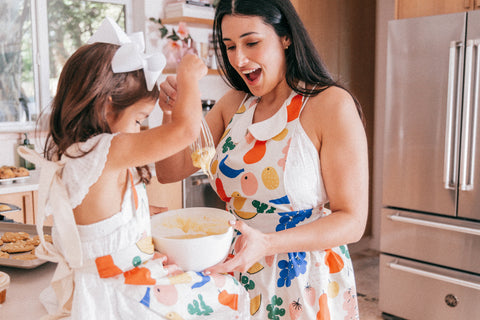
[
  {"left": 177, "top": 53, "right": 208, "bottom": 84},
  {"left": 159, "top": 75, "right": 177, "bottom": 114},
  {"left": 205, "top": 220, "right": 270, "bottom": 274}
]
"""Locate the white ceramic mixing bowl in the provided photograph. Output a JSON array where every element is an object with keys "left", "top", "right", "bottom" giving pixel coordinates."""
[{"left": 151, "top": 207, "right": 234, "bottom": 272}]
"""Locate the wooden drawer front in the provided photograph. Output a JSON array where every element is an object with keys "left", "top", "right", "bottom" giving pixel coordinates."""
[{"left": 379, "top": 254, "right": 480, "bottom": 320}]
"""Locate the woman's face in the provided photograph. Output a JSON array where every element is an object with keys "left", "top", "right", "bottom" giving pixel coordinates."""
[
  {"left": 107, "top": 99, "right": 155, "bottom": 134},
  {"left": 221, "top": 15, "right": 290, "bottom": 97}
]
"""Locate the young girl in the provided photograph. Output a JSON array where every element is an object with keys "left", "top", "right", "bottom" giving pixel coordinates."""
[{"left": 18, "top": 18, "right": 249, "bottom": 320}]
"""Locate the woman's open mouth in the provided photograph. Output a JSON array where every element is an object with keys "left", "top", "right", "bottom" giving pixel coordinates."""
[{"left": 243, "top": 68, "right": 262, "bottom": 83}]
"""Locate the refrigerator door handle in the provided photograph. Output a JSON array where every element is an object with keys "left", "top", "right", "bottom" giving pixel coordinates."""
[
  {"left": 388, "top": 260, "right": 480, "bottom": 291},
  {"left": 444, "top": 41, "right": 463, "bottom": 190},
  {"left": 388, "top": 213, "right": 480, "bottom": 236},
  {"left": 460, "top": 40, "right": 480, "bottom": 191}
]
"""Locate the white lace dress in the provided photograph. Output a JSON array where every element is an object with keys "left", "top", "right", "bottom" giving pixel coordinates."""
[{"left": 21, "top": 134, "right": 249, "bottom": 320}]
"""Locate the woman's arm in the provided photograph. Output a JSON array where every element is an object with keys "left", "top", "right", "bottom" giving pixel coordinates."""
[{"left": 206, "top": 86, "right": 369, "bottom": 273}]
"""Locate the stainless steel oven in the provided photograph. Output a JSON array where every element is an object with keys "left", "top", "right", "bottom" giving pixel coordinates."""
[{"left": 183, "top": 171, "right": 225, "bottom": 210}]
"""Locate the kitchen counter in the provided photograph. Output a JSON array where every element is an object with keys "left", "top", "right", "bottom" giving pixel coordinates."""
[
  {"left": 0, "top": 170, "right": 39, "bottom": 195},
  {"left": 0, "top": 262, "right": 54, "bottom": 318}
]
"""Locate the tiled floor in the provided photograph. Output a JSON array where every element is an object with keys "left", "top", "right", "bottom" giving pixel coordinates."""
[{"left": 351, "top": 249, "right": 384, "bottom": 320}]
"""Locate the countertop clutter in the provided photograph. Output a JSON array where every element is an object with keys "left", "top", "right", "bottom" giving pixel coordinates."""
[{"left": 0, "top": 169, "right": 39, "bottom": 195}]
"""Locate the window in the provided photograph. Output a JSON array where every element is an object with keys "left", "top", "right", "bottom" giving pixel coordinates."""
[{"left": 0, "top": 0, "right": 132, "bottom": 130}]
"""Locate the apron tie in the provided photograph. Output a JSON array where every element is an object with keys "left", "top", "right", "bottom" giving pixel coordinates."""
[{"left": 17, "top": 146, "right": 83, "bottom": 319}]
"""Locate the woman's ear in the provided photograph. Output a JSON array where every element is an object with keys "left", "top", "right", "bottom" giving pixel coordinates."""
[{"left": 283, "top": 37, "right": 291, "bottom": 50}]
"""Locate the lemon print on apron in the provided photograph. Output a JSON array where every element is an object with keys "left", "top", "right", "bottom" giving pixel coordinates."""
[{"left": 261, "top": 167, "right": 279, "bottom": 190}]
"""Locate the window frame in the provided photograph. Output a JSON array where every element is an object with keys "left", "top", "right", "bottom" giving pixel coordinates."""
[{"left": 0, "top": 0, "right": 133, "bottom": 132}]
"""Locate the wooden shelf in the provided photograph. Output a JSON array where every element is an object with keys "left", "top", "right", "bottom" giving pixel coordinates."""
[
  {"left": 162, "top": 17, "right": 213, "bottom": 27},
  {"left": 163, "top": 68, "right": 219, "bottom": 75}
]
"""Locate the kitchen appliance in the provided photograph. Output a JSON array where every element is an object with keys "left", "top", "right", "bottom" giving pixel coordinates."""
[
  {"left": 183, "top": 171, "right": 225, "bottom": 209},
  {"left": 380, "top": 12, "right": 480, "bottom": 320}
]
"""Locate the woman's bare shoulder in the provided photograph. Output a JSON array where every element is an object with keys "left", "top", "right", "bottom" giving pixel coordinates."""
[
  {"left": 215, "top": 89, "right": 249, "bottom": 123},
  {"left": 216, "top": 89, "right": 247, "bottom": 110},
  {"left": 301, "top": 86, "right": 362, "bottom": 145},
  {"left": 305, "top": 86, "right": 360, "bottom": 126}
]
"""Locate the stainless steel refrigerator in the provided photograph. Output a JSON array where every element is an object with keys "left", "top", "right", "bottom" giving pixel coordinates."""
[{"left": 380, "top": 12, "right": 480, "bottom": 320}]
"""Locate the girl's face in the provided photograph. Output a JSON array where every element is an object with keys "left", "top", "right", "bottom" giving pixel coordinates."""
[
  {"left": 107, "top": 99, "right": 155, "bottom": 133},
  {"left": 221, "top": 15, "right": 290, "bottom": 97}
]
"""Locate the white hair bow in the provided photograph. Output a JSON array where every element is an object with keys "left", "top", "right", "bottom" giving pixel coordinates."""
[{"left": 87, "top": 17, "right": 166, "bottom": 91}]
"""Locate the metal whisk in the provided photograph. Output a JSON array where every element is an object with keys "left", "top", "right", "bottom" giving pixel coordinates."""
[{"left": 190, "top": 116, "right": 215, "bottom": 178}]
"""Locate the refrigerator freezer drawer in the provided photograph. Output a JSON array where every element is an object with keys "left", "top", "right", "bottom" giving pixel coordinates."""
[
  {"left": 380, "top": 208, "right": 480, "bottom": 274},
  {"left": 379, "top": 254, "right": 480, "bottom": 320}
]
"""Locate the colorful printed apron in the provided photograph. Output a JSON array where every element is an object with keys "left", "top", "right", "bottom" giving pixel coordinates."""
[
  {"left": 210, "top": 91, "right": 360, "bottom": 320},
  {"left": 85, "top": 169, "right": 250, "bottom": 319}
]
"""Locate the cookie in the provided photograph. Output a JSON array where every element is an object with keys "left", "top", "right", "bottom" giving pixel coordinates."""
[
  {"left": 12, "top": 167, "right": 29, "bottom": 177},
  {"left": 11, "top": 253, "right": 37, "bottom": 260},
  {"left": 0, "top": 167, "right": 15, "bottom": 179},
  {"left": 1, "top": 232, "right": 30, "bottom": 243},
  {"left": 0, "top": 239, "right": 3, "bottom": 246},
  {"left": 32, "top": 234, "right": 53, "bottom": 244},
  {"left": 1, "top": 241, "right": 35, "bottom": 253},
  {"left": 25, "top": 237, "right": 40, "bottom": 246},
  {"left": 0, "top": 252, "right": 8, "bottom": 259}
]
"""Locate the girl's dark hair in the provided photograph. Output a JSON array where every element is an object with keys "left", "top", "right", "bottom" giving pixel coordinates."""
[
  {"left": 44, "top": 42, "right": 159, "bottom": 184},
  {"left": 213, "top": 0, "right": 363, "bottom": 121}
]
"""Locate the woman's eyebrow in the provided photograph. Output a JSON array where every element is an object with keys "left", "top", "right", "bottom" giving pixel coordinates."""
[{"left": 222, "top": 31, "right": 259, "bottom": 42}]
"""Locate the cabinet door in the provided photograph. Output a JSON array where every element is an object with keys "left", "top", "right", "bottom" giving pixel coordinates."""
[
  {"left": 396, "top": 0, "right": 471, "bottom": 19},
  {"left": 146, "top": 179, "right": 183, "bottom": 211},
  {"left": 0, "top": 192, "right": 35, "bottom": 224}
]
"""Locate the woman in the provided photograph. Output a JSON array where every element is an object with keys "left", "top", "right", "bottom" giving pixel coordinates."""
[{"left": 156, "top": 0, "right": 368, "bottom": 318}]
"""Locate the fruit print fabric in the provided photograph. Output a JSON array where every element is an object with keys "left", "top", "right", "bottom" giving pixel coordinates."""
[
  {"left": 210, "top": 90, "right": 359, "bottom": 319},
  {"left": 88, "top": 179, "right": 250, "bottom": 319}
]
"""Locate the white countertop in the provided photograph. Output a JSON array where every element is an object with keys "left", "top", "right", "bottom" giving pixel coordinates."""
[
  {"left": 0, "top": 170, "right": 39, "bottom": 195},
  {"left": 0, "top": 262, "right": 54, "bottom": 318}
]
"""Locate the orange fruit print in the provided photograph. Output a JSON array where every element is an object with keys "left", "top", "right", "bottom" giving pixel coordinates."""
[
  {"left": 316, "top": 293, "right": 331, "bottom": 320},
  {"left": 324, "top": 249, "right": 344, "bottom": 274},
  {"left": 287, "top": 95, "right": 303, "bottom": 122},
  {"left": 243, "top": 140, "right": 267, "bottom": 164}
]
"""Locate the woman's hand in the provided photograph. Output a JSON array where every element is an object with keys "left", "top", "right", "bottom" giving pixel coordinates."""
[
  {"left": 205, "top": 220, "right": 270, "bottom": 274},
  {"left": 149, "top": 205, "right": 168, "bottom": 216},
  {"left": 159, "top": 75, "right": 177, "bottom": 115},
  {"left": 159, "top": 54, "right": 207, "bottom": 115}
]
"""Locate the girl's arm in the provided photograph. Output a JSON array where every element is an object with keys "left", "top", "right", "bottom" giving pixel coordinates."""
[
  {"left": 155, "top": 83, "right": 245, "bottom": 183},
  {"left": 106, "top": 54, "right": 207, "bottom": 170},
  {"left": 206, "top": 86, "right": 369, "bottom": 273}
]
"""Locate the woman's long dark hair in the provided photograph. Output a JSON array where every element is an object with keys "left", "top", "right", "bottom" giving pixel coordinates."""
[
  {"left": 213, "top": 0, "right": 363, "bottom": 120},
  {"left": 44, "top": 42, "right": 159, "bottom": 183}
]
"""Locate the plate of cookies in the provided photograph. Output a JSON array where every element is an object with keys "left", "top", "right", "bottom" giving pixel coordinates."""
[
  {"left": 0, "top": 166, "right": 30, "bottom": 185},
  {"left": 0, "top": 203, "right": 21, "bottom": 215},
  {"left": 0, "top": 222, "right": 52, "bottom": 269}
]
